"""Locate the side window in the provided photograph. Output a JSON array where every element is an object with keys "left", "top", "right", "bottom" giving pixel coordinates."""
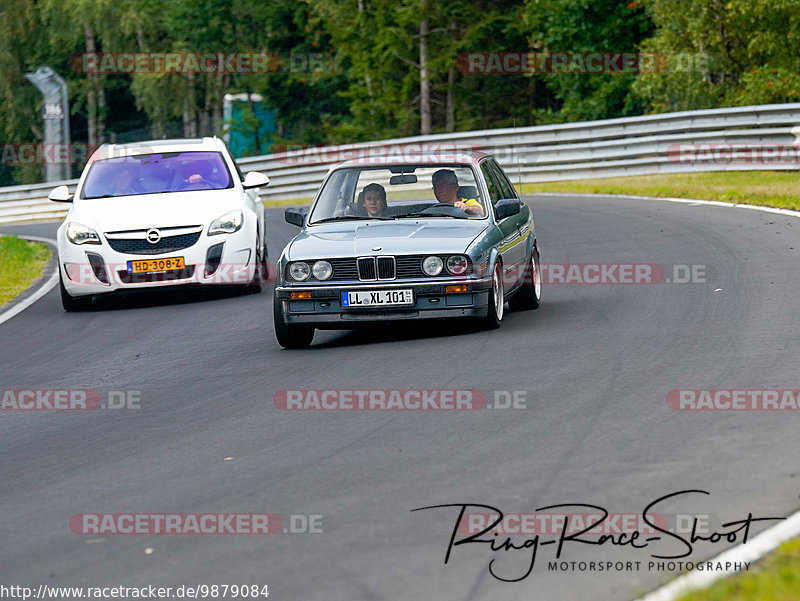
[
  {"left": 489, "top": 160, "right": 517, "bottom": 200},
  {"left": 480, "top": 162, "right": 500, "bottom": 205}
]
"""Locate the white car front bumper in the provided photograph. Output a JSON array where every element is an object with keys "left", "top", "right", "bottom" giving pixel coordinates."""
[{"left": 58, "top": 226, "right": 256, "bottom": 297}]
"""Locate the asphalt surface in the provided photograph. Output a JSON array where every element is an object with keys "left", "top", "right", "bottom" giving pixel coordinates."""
[{"left": 1, "top": 195, "right": 799, "bottom": 601}]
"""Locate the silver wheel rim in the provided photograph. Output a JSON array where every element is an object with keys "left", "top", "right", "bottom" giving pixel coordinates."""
[
  {"left": 532, "top": 253, "right": 541, "bottom": 300},
  {"left": 493, "top": 264, "right": 504, "bottom": 321}
]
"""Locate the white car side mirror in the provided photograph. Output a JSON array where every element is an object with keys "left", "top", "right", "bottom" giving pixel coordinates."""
[
  {"left": 48, "top": 185, "right": 73, "bottom": 202},
  {"left": 242, "top": 171, "right": 270, "bottom": 189}
]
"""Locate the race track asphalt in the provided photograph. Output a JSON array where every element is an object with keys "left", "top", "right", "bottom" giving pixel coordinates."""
[{"left": 1, "top": 194, "right": 798, "bottom": 600}]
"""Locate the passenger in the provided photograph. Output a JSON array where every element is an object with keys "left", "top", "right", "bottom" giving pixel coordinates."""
[
  {"left": 360, "top": 183, "right": 388, "bottom": 217},
  {"left": 109, "top": 166, "right": 137, "bottom": 196},
  {"left": 431, "top": 169, "right": 484, "bottom": 216}
]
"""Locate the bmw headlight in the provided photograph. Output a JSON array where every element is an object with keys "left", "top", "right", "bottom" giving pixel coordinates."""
[
  {"left": 422, "top": 255, "right": 443, "bottom": 276},
  {"left": 288, "top": 261, "right": 310, "bottom": 281},
  {"left": 208, "top": 210, "right": 243, "bottom": 235},
  {"left": 66, "top": 222, "right": 101, "bottom": 245},
  {"left": 312, "top": 260, "right": 332, "bottom": 281},
  {"left": 446, "top": 255, "right": 469, "bottom": 275}
]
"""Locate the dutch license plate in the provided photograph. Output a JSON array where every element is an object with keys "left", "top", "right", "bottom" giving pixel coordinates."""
[
  {"left": 127, "top": 257, "right": 185, "bottom": 274},
  {"left": 341, "top": 289, "right": 413, "bottom": 307}
]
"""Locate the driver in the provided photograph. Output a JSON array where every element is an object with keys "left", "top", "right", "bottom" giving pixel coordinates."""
[{"left": 431, "top": 169, "right": 483, "bottom": 216}]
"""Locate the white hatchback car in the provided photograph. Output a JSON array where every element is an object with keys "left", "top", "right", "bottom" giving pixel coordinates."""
[{"left": 49, "top": 137, "right": 270, "bottom": 311}]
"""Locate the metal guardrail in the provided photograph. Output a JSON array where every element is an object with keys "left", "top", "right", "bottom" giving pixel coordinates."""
[{"left": 2, "top": 103, "right": 799, "bottom": 224}]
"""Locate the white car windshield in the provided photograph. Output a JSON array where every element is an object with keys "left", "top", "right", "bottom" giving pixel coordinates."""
[
  {"left": 308, "top": 165, "right": 486, "bottom": 223},
  {"left": 81, "top": 151, "right": 233, "bottom": 199}
]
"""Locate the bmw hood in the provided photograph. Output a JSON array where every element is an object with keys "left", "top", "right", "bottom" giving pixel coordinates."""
[
  {"left": 287, "top": 220, "right": 489, "bottom": 259},
  {"left": 70, "top": 189, "right": 242, "bottom": 233}
]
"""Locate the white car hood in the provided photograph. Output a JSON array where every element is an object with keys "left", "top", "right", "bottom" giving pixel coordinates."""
[{"left": 71, "top": 189, "right": 242, "bottom": 233}]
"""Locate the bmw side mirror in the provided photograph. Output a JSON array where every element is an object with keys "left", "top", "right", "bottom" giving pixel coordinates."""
[
  {"left": 285, "top": 207, "right": 308, "bottom": 227},
  {"left": 48, "top": 185, "right": 73, "bottom": 203},
  {"left": 494, "top": 198, "right": 521, "bottom": 220},
  {"left": 243, "top": 171, "right": 270, "bottom": 189}
]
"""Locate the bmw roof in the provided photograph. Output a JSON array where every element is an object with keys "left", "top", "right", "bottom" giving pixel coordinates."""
[{"left": 334, "top": 149, "right": 491, "bottom": 169}]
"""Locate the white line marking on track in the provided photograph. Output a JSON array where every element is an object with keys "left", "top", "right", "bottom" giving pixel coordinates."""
[
  {"left": 633, "top": 510, "right": 800, "bottom": 601},
  {"left": 528, "top": 192, "right": 800, "bottom": 219},
  {"left": 0, "top": 235, "right": 59, "bottom": 327}
]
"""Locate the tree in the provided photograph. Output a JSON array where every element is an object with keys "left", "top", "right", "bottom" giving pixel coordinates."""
[
  {"left": 632, "top": 0, "right": 800, "bottom": 112},
  {"left": 39, "top": 0, "right": 126, "bottom": 147},
  {"left": 522, "top": 0, "right": 654, "bottom": 122}
]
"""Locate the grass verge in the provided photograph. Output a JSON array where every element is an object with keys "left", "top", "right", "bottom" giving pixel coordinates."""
[
  {"left": 262, "top": 197, "right": 313, "bottom": 207},
  {"left": 522, "top": 171, "right": 800, "bottom": 211},
  {"left": 0, "top": 236, "right": 52, "bottom": 307},
  {"left": 675, "top": 537, "right": 800, "bottom": 601}
]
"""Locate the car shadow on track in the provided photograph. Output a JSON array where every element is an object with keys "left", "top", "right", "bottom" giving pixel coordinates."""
[
  {"left": 83, "top": 286, "right": 260, "bottom": 312},
  {"left": 309, "top": 310, "right": 542, "bottom": 349},
  {"left": 312, "top": 322, "right": 480, "bottom": 348}
]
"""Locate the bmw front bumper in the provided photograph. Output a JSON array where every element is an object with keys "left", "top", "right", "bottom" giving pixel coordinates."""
[{"left": 275, "top": 277, "right": 493, "bottom": 329}]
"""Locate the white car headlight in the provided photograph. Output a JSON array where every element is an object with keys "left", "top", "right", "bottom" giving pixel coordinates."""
[
  {"left": 422, "top": 255, "right": 443, "bottom": 276},
  {"left": 66, "top": 222, "right": 101, "bottom": 245},
  {"left": 289, "top": 262, "right": 310, "bottom": 281},
  {"left": 446, "top": 255, "right": 469, "bottom": 275},
  {"left": 208, "top": 210, "right": 243, "bottom": 235},
  {"left": 312, "top": 260, "right": 332, "bottom": 281}
]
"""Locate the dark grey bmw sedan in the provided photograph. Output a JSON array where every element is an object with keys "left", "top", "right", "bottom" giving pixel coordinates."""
[{"left": 273, "top": 151, "right": 541, "bottom": 348}]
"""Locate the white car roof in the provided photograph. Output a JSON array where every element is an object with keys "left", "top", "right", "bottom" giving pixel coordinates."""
[{"left": 90, "top": 137, "right": 226, "bottom": 162}]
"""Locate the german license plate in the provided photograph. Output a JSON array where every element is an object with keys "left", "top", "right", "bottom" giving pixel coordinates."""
[
  {"left": 127, "top": 257, "right": 186, "bottom": 273},
  {"left": 341, "top": 289, "right": 413, "bottom": 307}
]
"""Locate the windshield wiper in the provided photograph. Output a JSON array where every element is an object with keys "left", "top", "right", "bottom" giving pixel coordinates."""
[
  {"left": 395, "top": 212, "right": 467, "bottom": 219},
  {"left": 312, "top": 215, "right": 395, "bottom": 224}
]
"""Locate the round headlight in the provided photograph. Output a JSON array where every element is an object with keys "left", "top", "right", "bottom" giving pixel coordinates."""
[
  {"left": 312, "top": 260, "right": 332, "bottom": 281},
  {"left": 289, "top": 262, "right": 310, "bottom": 281},
  {"left": 422, "top": 255, "right": 443, "bottom": 276},
  {"left": 446, "top": 255, "right": 469, "bottom": 275}
]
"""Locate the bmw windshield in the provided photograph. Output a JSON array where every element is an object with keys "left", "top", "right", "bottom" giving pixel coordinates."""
[{"left": 308, "top": 165, "right": 487, "bottom": 224}]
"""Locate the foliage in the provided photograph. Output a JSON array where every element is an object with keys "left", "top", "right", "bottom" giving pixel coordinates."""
[
  {"left": 1, "top": 0, "right": 798, "bottom": 185},
  {"left": 0, "top": 236, "right": 52, "bottom": 306},
  {"left": 632, "top": 0, "right": 800, "bottom": 112}
]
